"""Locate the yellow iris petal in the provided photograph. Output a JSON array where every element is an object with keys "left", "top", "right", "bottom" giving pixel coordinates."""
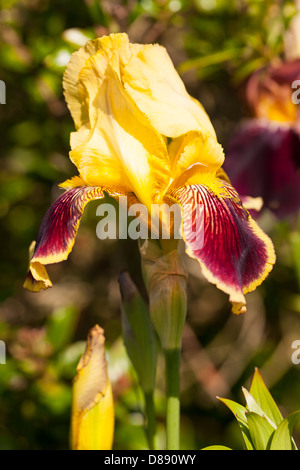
[
  {"left": 69, "top": 53, "right": 170, "bottom": 209},
  {"left": 63, "top": 32, "right": 224, "bottom": 204},
  {"left": 63, "top": 39, "right": 100, "bottom": 130},
  {"left": 122, "top": 43, "right": 224, "bottom": 175},
  {"left": 63, "top": 33, "right": 131, "bottom": 129},
  {"left": 168, "top": 131, "right": 224, "bottom": 183},
  {"left": 123, "top": 44, "right": 217, "bottom": 138}
]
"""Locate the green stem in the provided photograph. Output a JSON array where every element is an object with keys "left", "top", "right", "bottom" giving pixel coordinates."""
[
  {"left": 164, "top": 348, "right": 181, "bottom": 450},
  {"left": 144, "top": 391, "right": 157, "bottom": 450}
]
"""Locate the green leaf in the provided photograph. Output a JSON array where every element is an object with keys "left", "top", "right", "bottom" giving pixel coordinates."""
[
  {"left": 232, "top": 56, "right": 267, "bottom": 84},
  {"left": 246, "top": 412, "right": 275, "bottom": 450},
  {"left": 55, "top": 341, "right": 87, "bottom": 379},
  {"left": 201, "top": 445, "right": 232, "bottom": 450},
  {"left": 242, "top": 387, "right": 277, "bottom": 428},
  {"left": 290, "top": 232, "right": 300, "bottom": 289},
  {"left": 178, "top": 48, "right": 243, "bottom": 74},
  {"left": 218, "top": 397, "right": 254, "bottom": 450},
  {"left": 249, "top": 368, "right": 283, "bottom": 427},
  {"left": 119, "top": 271, "right": 157, "bottom": 395},
  {"left": 46, "top": 306, "right": 79, "bottom": 352},
  {"left": 269, "top": 411, "right": 300, "bottom": 450}
]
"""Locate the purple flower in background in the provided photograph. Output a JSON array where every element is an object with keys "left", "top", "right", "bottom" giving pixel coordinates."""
[{"left": 224, "top": 60, "right": 300, "bottom": 218}]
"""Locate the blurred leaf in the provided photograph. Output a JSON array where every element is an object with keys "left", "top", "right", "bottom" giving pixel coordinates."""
[
  {"left": 178, "top": 48, "right": 243, "bottom": 74},
  {"left": 290, "top": 232, "right": 300, "bottom": 289},
  {"left": 44, "top": 48, "right": 73, "bottom": 72},
  {"left": 85, "top": 0, "right": 108, "bottom": 25},
  {"left": 0, "top": 176, "right": 32, "bottom": 204},
  {"left": 116, "top": 422, "right": 149, "bottom": 450},
  {"left": 0, "top": 44, "right": 31, "bottom": 72},
  {"left": 46, "top": 306, "right": 79, "bottom": 353},
  {"left": 55, "top": 341, "right": 86, "bottom": 379},
  {"left": 232, "top": 56, "right": 267, "bottom": 84},
  {"left": 35, "top": 379, "right": 71, "bottom": 415},
  {"left": 10, "top": 121, "right": 42, "bottom": 147}
]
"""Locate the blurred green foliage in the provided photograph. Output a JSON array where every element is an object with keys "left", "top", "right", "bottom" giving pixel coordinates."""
[{"left": 1, "top": 0, "right": 300, "bottom": 450}]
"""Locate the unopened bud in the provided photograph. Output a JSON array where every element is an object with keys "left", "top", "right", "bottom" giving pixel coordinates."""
[
  {"left": 139, "top": 240, "right": 187, "bottom": 351},
  {"left": 71, "top": 325, "right": 114, "bottom": 450}
]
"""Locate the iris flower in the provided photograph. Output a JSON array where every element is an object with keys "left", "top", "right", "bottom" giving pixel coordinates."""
[
  {"left": 224, "top": 59, "right": 300, "bottom": 218},
  {"left": 24, "top": 33, "right": 275, "bottom": 314}
]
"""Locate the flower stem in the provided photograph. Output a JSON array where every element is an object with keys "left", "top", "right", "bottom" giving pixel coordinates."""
[
  {"left": 164, "top": 348, "right": 181, "bottom": 450},
  {"left": 144, "top": 391, "right": 157, "bottom": 450}
]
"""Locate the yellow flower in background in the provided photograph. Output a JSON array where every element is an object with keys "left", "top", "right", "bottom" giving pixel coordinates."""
[
  {"left": 71, "top": 325, "right": 114, "bottom": 450},
  {"left": 24, "top": 33, "right": 275, "bottom": 314}
]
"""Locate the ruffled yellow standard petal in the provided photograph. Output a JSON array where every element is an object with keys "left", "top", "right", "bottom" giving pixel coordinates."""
[
  {"left": 64, "top": 36, "right": 170, "bottom": 211},
  {"left": 63, "top": 33, "right": 132, "bottom": 130},
  {"left": 122, "top": 42, "right": 225, "bottom": 175},
  {"left": 123, "top": 43, "right": 216, "bottom": 138},
  {"left": 170, "top": 172, "right": 276, "bottom": 314},
  {"left": 63, "top": 32, "right": 224, "bottom": 208}
]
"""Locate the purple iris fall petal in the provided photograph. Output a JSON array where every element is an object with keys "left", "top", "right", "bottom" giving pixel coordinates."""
[{"left": 224, "top": 120, "right": 300, "bottom": 218}]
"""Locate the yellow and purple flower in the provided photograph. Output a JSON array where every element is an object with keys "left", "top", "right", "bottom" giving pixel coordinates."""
[
  {"left": 24, "top": 33, "right": 275, "bottom": 315},
  {"left": 224, "top": 59, "right": 300, "bottom": 218}
]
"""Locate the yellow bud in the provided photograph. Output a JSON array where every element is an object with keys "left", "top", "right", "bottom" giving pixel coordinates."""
[{"left": 71, "top": 325, "right": 114, "bottom": 450}]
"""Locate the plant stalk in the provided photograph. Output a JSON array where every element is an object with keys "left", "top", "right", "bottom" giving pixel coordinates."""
[
  {"left": 144, "top": 390, "right": 157, "bottom": 450},
  {"left": 164, "top": 348, "right": 181, "bottom": 450}
]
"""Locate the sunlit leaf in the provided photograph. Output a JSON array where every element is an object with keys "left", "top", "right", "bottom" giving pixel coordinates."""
[
  {"left": 269, "top": 411, "right": 300, "bottom": 450},
  {"left": 246, "top": 412, "right": 275, "bottom": 450},
  {"left": 217, "top": 397, "right": 254, "bottom": 450},
  {"left": 201, "top": 445, "right": 232, "bottom": 450},
  {"left": 242, "top": 387, "right": 277, "bottom": 428},
  {"left": 249, "top": 368, "right": 283, "bottom": 427}
]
